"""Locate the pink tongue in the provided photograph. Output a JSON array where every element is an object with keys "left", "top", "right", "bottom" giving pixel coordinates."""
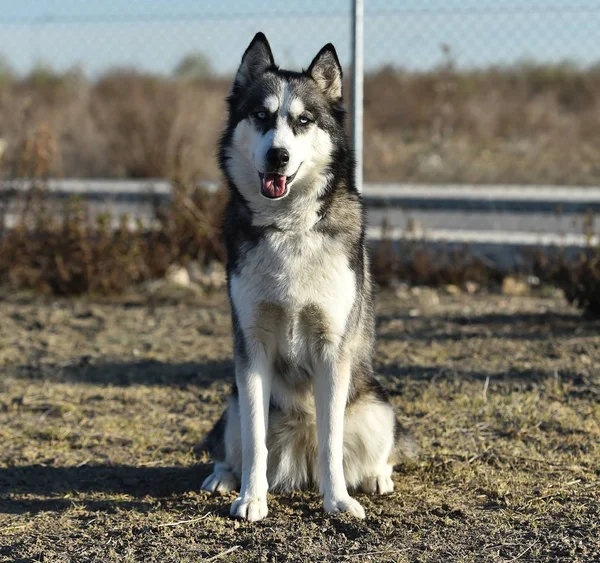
[{"left": 262, "top": 174, "right": 287, "bottom": 198}]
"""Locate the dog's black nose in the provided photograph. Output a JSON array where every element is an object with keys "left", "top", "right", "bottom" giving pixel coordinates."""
[{"left": 266, "top": 148, "right": 290, "bottom": 170}]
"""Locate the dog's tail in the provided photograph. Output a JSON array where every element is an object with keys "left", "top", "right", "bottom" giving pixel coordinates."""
[
  {"left": 194, "top": 410, "right": 227, "bottom": 460},
  {"left": 390, "top": 420, "right": 418, "bottom": 466}
]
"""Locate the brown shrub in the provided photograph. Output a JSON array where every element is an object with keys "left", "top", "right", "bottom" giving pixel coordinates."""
[
  {"left": 1, "top": 63, "right": 600, "bottom": 184},
  {"left": 362, "top": 62, "right": 600, "bottom": 184},
  {"left": 371, "top": 233, "right": 504, "bottom": 289},
  {"left": 0, "top": 176, "right": 227, "bottom": 295},
  {"left": 90, "top": 71, "right": 227, "bottom": 182},
  {"left": 535, "top": 246, "right": 600, "bottom": 317}
]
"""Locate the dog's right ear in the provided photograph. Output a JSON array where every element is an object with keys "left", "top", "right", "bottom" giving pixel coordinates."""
[{"left": 234, "top": 32, "right": 275, "bottom": 88}]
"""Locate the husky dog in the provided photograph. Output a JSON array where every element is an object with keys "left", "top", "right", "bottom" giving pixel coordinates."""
[{"left": 200, "top": 32, "right": 413, "bottom": 521}]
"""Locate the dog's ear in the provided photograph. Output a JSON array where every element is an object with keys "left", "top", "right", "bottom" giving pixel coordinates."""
[
  {"left": 308, "top": 44, "right": 343, "bottom": 102},
  {"left": 234, "top": 32, "right": 275, "bottom": 88}
]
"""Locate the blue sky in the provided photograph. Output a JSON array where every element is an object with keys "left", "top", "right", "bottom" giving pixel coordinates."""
[{"left": 0, "top": 1, "right": 598, "bottom": 76}]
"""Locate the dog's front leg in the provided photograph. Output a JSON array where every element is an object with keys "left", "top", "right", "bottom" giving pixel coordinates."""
[
  {"left": 314, "top": 355, "right": 365, "bottom": 519},
  {"left": 230, "top": 351, "right": 272, "bottom": 522}
]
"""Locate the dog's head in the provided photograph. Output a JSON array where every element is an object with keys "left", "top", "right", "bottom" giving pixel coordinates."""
[{"left": 221, "top": 33, "right": 346, "bottom": 205}]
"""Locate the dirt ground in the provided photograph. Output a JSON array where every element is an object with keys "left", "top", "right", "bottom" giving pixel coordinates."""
[{"left": 0, "top": 287, "right": 599, "bottom": 562}]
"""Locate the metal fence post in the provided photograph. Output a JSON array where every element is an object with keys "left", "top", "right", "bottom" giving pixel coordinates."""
[{"left": 351, "top": 0, "right": 364, "bottom": 193}]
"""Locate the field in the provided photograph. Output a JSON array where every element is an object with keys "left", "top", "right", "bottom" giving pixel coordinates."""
[
  {"left": 2, "top": 62, "right": 600, "bottom": 185},
  {"left": 1, "top": 287, "right": 599, "bottom": 562}
]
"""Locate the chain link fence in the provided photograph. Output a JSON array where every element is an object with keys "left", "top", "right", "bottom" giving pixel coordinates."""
[{"left": 0, "top": 1, "right": 599, "bottom": 186}]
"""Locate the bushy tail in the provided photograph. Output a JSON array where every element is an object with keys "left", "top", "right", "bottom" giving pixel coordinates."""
[
  {"left": 195, "top": 410, "right": 227, "bottom": 460},
  {"left": 390, "top": 421, "right": 418, "bottom": 466}
]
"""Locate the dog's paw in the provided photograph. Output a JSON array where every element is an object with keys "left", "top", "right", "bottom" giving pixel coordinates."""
[
  {"left": 324, "top": 495, "right": 366, "bottom": 519},
  {"left": 201, "top": 468, "right": 238, "bottom": 494},
  {"left": 230, "top": 495, "right": 268, "bottom": 522},
  {"left": 360, "top": 475, "right": 394, "bottom": 495}
]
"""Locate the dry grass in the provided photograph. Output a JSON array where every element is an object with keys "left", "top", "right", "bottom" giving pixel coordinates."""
[
  {"left": 0, "top": 289, "right": 598, "bottom": 561},
  {"left": 2, "top": 62, "right": 600, "bottom": 184},
  {"left": 363, "top": 61, "right": 600, "bottom": 184},
  {"left": 0, "top": 68, "right": 227, "bottom": 183}
]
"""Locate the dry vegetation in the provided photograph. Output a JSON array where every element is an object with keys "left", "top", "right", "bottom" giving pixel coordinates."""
[
  {"left": 2, "top": 61, "right": 600, "bottom": 184},
  {"left": 2, "top": 169, "right": 600, "bottom": 318},
  {"left": 363, "top": 61, "right": 600, "bottom": 184},
  {"left": 0, "top": 130, "right": 227, "bottom": 296},
  {"left": 0, "top": 289, "right": 598, "bottom": 561},
  {"left": 0, "top": 67, "right": 226, "bottom": 182},
  {"left": 534, "top": 249, "right": 600, "bottom": 318},
  {"left": 0, "top": 181, "right": 226, "bottom": 295},
  {"left": 2, "top": 58, "right": 600, "bottom": 310}
]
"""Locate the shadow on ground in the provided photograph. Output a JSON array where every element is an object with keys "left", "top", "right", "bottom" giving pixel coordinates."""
[
  {"left": 0, "top": 463, "right": 214, "bottom": 515},
  {"left": 376, "top": 364, "right": 593, "bottom": 386},
  {"left": 378, "top": 310, "right": 600, "bottom": 342},
  {"left": 13, "top": 358, "right": 235, "bottom": 387},
  {"left": 12, "top": 355, "right": 592, "bottom": 391}
]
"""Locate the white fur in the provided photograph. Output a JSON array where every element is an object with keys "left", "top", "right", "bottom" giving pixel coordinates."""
[
  {"left": 229, "top": 349, "right": 272, "bottom": 521},
  {"left": 314, "top": 354, "right": 365, "bottom": 517},
  {"left": 279, "top": 82, "right": 292, "bottom": 118},
  {"left": 229, "top": 226, "right": 357, "bottom": 421},
  {"left": 288, "top": 97, "right": 305, "bottom": 119},
  {"left": 201, "top": 461, "right": 238, "bottom": 493},
  {"left": 230, "top": 231, "right": 356, "bottom": 346},
  {"left": 344, "top": 399, "right": 396, "bottom": 491},
  {"left": 264, "top": 94, "right": 280, "bottom": 113}
]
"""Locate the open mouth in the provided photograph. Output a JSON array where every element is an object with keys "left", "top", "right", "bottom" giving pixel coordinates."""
[{"left": 258, "top": 167, "right": 299, "bottom": 199}]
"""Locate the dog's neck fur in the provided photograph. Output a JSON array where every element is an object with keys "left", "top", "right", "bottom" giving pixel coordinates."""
[{"left": 228, "top": 170, "right": 346, "bottom": 234}]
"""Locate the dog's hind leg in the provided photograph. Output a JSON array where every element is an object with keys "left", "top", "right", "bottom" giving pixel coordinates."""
[
  {"left": 341, "top": 389, "right": 415, "bottom": 496},
  {"left": 200, "top": 403, "right": 241, "bottom": 494},
  {"left": 359, "top": 463, "right": 394, "bottom": 495},
  {"left": 201, "top": 461, "right": 239, "bottom": 494}
]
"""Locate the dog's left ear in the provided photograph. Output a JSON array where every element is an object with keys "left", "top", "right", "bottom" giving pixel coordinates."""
[
  {"left": 235, "top": 32, "right": 275, "bottom": 88},
  {"left": 308, "top": 44, "right": 343, "bottom": 102}
]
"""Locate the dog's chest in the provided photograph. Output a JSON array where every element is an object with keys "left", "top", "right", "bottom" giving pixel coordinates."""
[{"left": 230, "top": 230, "right": 356, "bottom": 362}]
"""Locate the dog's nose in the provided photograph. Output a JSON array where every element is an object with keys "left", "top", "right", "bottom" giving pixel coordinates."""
[{"left": 266, "top": 148, "right": 290, "bottom": 170}]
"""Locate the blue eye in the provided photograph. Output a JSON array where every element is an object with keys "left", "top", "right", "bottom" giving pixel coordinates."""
[
  {"left": 299, "top": 115, "right": 311, "bottom": 125},
  {"left": 256, "top": 111, "right": 267, "bottom": 120}
]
